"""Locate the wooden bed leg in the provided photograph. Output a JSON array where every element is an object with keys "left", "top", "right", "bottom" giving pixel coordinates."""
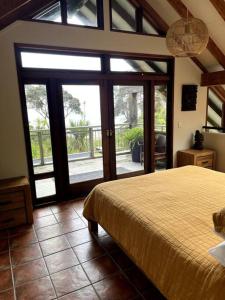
[{"left": 88, "top": 220, "right": 98, "bottom": 233}]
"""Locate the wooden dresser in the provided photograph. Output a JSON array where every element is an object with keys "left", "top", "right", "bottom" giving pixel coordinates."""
[
  {"left": 177, "top": 149, "right": 216, "bottom": 170},
  {"left": 0, "top": 177, "right": 33, "bottom": 230}
]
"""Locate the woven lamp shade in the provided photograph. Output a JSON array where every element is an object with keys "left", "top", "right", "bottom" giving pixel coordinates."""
[{"left": 166, "top": 17, "right": 209, "bottom": 57}]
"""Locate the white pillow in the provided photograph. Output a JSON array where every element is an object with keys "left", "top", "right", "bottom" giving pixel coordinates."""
[{"left": 209, "top": 241, "right": 225, "bottom": 267}]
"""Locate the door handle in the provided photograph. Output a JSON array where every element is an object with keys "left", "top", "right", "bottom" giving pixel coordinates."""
[{"left": 106, "top": 129, "right": 113, "bottom": 137}]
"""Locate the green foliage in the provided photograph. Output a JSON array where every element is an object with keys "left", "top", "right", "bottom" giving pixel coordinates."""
[
  {"left": 25, "top": 84, "right": 84, "bottom": 161},
  {"left": 124, "top": 127, "right": 143, "bottom": 149},
  {"left": 67, "top": 120, "right": 90, "bottom": 153}
]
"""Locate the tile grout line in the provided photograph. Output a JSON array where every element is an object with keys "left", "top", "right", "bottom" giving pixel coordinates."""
[
  {"left": 92, "top": 232, "right": 144, "bottom": 299},
  {"left": 33, "top": 225, "right": 58, "bottom": 300},
  {"left": 70, "top": 243, "right": 101, "bottom": 300},
  {"left": 8, "top": 233, "right": 17, "bottom": 300},
  {"left": 39, "top": 226, "right": 95, "bottom": 300}
]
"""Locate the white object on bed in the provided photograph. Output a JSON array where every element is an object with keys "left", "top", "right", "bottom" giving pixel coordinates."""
[{"left": 209, "top": 241, "right": 225, "bottom": 267}]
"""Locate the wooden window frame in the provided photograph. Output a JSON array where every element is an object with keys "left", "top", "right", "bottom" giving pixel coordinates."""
[
  {"left": 24, "top": 0, "right": 104, "bottom": 31},
  {"left": 109, "top": 0, "right": 165, "bottom": 37}
]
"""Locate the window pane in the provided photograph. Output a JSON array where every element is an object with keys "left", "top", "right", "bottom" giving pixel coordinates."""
[
  {"left": 21, "top": 52, "right": 101, "bottom": 71},
  {"left": 143, "top": 16, "right": 159, "bottom": 35},
  {"left": 35, "top": 178, "right": 56, "bottom": 198},
  {"left": 154, "top": 85, "right": 167, "bottom": 171},
  {"left": 62, "top": 85, "right": 103, "bottom": 183},
  {"left": 67, "top": 0, "right": 98, "bottom": 27},
  {"left": 33, "top": 2, "right": 61, "bottom": 23},
  {"left": 113, "top": 85, "right": 144, "bottom": 175},
  {"left": 24, "top": 85, "right": 54, "bottom": 175},
  {"left": 111, "top": 0, "right": 136, "bottom": 32},
  {"left": 110, "top": 58, "right": 167, "bottom": 73},
  {"left": 207, "top": 88, "right": 223, "bottom": 130}
]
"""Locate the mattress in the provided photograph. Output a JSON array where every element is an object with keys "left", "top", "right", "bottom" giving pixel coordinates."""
[{"left": 83, "top": 166, "right": 225, "bottom": 300}]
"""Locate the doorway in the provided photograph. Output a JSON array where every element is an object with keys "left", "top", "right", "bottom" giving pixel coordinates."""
[{"left": 16, "top": 46, "right": 174, "bottom": 205}]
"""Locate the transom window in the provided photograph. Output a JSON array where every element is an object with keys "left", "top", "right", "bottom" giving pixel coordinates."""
[
  {"left": 110, "top": 0, "right": 162, "bottom": 36},
  {"left": 19, "top": 50, "right": 169, "bottom": 75},
  {"left": 21, "top": 52, "right": 101, "bottom": 71},
  {"left": 33, "top": 0, "right": 103, "bottom": 29}
]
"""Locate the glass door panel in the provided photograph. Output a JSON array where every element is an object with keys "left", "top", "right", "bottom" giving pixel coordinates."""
[
  {"left": 35, "top": 178, "right": 56, "bottom": 198},
  {"left": 154, "top": 85, "right": 167, "bottom": 171},
  {"left": 62, "top": 85, "right": 103, "bottom": 183},
  {"left": 113, "top": 85, "right": 144, "bottom": 175},
  {"left": 24, "top": 84, "right": 56, "bottom": 199}
]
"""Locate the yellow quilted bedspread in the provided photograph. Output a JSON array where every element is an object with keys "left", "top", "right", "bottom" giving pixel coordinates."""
[{"left": 83, "top": 166, "right": 225, "bottom": 300}]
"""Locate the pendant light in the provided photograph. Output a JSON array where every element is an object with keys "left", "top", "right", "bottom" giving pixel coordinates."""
[{"left": 166, "top": 10, "right": 209, "bottom": 57}]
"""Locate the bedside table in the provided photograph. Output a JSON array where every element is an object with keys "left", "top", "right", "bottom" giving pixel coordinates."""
[
  {"left": 0, "top": 176, "right": 33, "bottom": 230},
  {"left": 177, "top": 149, "right": 216, "bottom": 170}
]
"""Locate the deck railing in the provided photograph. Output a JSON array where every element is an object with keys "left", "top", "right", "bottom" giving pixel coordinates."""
[{"left": 30, "top": 124, "right": 166, "bottom": 167}]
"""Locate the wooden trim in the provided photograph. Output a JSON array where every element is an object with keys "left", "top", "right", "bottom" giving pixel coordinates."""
[
  {"left": 201, "top": 70, "right": 225, "bottom": 86},
  {"left": 222, "top": 103, "right": 225, "bottom": 128},
  {"left": 15, "top": 43, "right": 173, "bottom": 60},
  {"left": 136, "top": 6, "right": 143, "bottom": 33},
  {"left": 209, "top": 0, "right": 225, "bottom": 22},
  {"left": 0, "top": 0, "right": 56, "bottom": 30},
  {"left": 134, "top": 0, "right": 168, "bottom": 34},
  {"left": 166, "top": 0, "right": 225, "bottom": 69},
  {"left": 20, "top": 70, "right": 170, "bottom": 82},
  {"left": 60, "top": 0, "right": 67, "bottom": 25},
  {"left": 191, "top": 57, "right": 208, "bottom": 73},
  {"left": 149, "top": 81, "right": 155, "bottom": 172},
  {"left": 34, "top": 172, "right": 55, "bottom": 180},
  {"left": 15, "top": 50, "right": 37, "bottom": 204},
  {"left": 109, "top": 0, "right": 165, "bottom": 37},
  {"left": 206, "top": 88, "right": 209, "bottom": 126},
  {"left": 1, "top": 0, "right": 104, "bottom": 31},
  {"left": 166, "top": 59, "right": 175, "bottom": 169},
  {"left": 22, "top": 18, "right": 105, "bottom": 30},
  {"left": 97, "top": 0, "right": 104, "bottom": 29}
]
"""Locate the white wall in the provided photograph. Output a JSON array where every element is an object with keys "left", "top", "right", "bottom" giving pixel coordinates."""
[
  {"left": 0, "top": 1, "right": 207, "bottom": 179},
  {"left": 203, "top": 132, "right": 225, "bottom": 172},
  {"left": 173, "top": 59, "right": 208, "bottom": 165}
]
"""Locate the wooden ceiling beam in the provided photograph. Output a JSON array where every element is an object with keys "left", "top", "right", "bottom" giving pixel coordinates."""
[
  {"left": 166, "top": 0, "right": 225, "bottom": 69},
  {"left": 136, "top": 0, "right": 225, "bottom": 102},
  {"left": 201, "top": 70, "right": 225, "bottom": 86},
  {"left": 0, "top": 0, "right": 56, "bottom": 30},
  {"left": 209, "top": 0, "right": 225, "bottom": 22}
]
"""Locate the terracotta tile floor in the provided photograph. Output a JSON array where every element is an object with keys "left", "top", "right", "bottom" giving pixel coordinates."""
[{"left": 0, "top": 199, "right": 166, "bottom": 300}]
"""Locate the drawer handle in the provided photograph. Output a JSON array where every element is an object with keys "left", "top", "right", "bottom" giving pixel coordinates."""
[
  {"left": 0, "top": 201, "right": 12, "bottom": 206},
  {"left": 0, "top": 218, "right": 14, "bottom": 224},
  {"left": 202, "top": 161, "right": 209, "bottom": 164}
]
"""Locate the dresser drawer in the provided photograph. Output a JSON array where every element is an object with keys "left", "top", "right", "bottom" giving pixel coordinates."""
[
  {"left": 0, "top": 208, "right": 26, "bottom": 229},
  {"left": 196, "top": 155, "right": 213, "bottom": 168},
  {"left": 0, "top": 191, "right": 25, "bottom": 211}
]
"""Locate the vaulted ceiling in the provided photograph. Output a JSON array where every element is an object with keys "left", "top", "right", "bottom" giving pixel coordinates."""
[{"left": 0, "top": 0, "right": 225, "bottom": 100}]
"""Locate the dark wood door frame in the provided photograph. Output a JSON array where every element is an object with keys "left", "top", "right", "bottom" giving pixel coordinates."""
[{"left": 15, "top": 46, "right": 174, "bottom": 206}]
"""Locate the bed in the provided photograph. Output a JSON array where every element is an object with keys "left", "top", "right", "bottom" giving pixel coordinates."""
[{"left": 83, "top": 166, "right": 225, "bottom": 300}]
